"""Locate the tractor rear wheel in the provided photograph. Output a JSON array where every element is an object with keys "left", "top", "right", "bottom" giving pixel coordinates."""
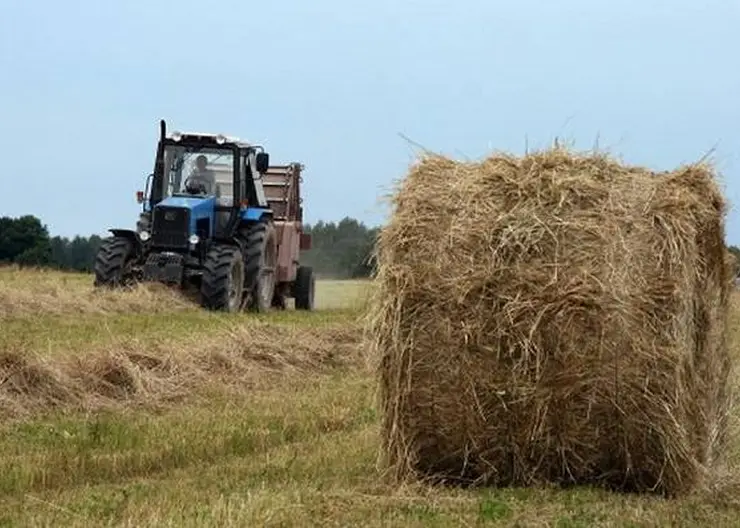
[
  {"left": 242, "top": 221, "right": 277, "bottom": 313},
  {"left": 200, "top": 244, "right": 245, "bottom": 312},
  {"left": 293, "top": 265, "right": 315, "bottom": 310},
  {"left": 94, "top": 236, "right": 137, "bottom": 288}
]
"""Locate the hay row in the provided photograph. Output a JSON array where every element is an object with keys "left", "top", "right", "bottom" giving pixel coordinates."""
[
  {"left": 0, "top": 322, "right": 363, "bottom": 420},
  {"left": 0, "top": 273, "right": 197, "bottom": 319}
]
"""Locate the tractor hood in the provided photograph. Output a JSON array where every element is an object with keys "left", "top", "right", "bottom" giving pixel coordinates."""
[
  {"left": 157, "top": 195, "right": 216, "bottom": 213},
  {"left": 153, "top": 195, "right": 218, "bottom": 240}
]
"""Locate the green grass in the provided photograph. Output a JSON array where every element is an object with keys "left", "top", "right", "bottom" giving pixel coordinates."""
[{"left": 1, "top": 269, "right": 739, "bottom": 526}]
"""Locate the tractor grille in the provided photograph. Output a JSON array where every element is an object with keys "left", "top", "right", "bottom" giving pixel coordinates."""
[{"left": 151, "top": 206, "right": 190, "bottom": 249}]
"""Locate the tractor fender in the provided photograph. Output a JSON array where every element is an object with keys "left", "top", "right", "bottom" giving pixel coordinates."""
[
  {"left": 241, "top": 207, "right": 273, "bottom": 224},
  {"left": 206, "top": 236, "right": 243, "bottom": 254},
  {"left": 108, "top": 229, "right": 144, "bottom": 256}
]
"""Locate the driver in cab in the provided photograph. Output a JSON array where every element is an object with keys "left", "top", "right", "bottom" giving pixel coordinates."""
[{"left": 186, "top": 155, "right": 216, "bottom": 195}]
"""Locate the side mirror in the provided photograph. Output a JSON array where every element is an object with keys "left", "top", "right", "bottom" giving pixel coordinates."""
[
  {"left": 255, "top": 152, "right": 270, "bottom": 173},
  {"left": 136, "top": 191, "right": 145, "bottom": 203}
]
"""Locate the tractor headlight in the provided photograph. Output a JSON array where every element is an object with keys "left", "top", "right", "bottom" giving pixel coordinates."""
[
  {"left": 189, "top": 234, "right": 200, "bottom": 245},
  {"left": 139, "top": 230, "right": 150, "bottom": 241},
  {"left": 171, "top": 131, "right": 182, "bottom": 141}
]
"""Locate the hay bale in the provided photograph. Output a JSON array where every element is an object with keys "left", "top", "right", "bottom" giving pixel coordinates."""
[{"left": 368, "top": 146, "right": 733, "bottom": 496}]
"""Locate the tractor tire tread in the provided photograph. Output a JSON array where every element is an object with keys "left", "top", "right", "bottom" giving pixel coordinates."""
[
  {"left": 94, "top": 237, "right": 134, "bottom": 287},
  {"left": 294, "top": 265, "right": 315, "bottom": 310},
  {"left": 241, "top": 222, "right": 274, "bottom": 312},
  {"left": 200, "top": 244, "right": 243, "bottom": 311}
]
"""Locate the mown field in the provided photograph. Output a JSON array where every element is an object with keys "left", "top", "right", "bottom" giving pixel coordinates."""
[{"left": 1, "top": 265, "right": 740, "bottom": 526}]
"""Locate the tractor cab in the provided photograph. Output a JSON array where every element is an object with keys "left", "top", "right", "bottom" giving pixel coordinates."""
[
  {"left": 170, "top": 151, "right": 230, "bottom": 199},
  {"left": 137, "top": 122, "right": 270, "bottom": 251}
]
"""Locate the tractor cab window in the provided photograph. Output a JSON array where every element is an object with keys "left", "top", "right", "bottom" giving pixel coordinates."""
[{"left": 161, "top": 146, "right": 235, "bottom": 201}]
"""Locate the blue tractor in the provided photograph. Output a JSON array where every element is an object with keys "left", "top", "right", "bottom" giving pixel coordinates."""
[{"left": 93, "top": 119, "right": 315, "bottom": 312}]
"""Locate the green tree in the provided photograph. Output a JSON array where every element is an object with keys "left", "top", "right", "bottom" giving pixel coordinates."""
[
  {"left": 47, "top": 234, "right": 104, "bottom": 272},
  {"left": 0, "top": 215, "right": 52, "bottom": 266},
  {"left": 728, "top": 245, "right": 740, "bottom": 277},
  {"left": 302, "top": 217, "right": 379, "bottom": 278}
]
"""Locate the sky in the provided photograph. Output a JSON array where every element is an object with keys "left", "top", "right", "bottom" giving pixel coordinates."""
[{"left": 1, "top": 0, "right": 739, "bottom": 242}]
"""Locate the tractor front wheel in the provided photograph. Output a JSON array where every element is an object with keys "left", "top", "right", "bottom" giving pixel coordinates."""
[
  {"left": 94, "top": 236, "right": 138, "bottom": 288},
  {"left": 200, "top": 244, "right": 245, "bottom": 312}
]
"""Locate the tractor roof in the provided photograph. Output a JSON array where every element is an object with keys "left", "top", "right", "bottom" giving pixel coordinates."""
[{"left": 166, "top": 130, "right": 254, "bottom": 149}]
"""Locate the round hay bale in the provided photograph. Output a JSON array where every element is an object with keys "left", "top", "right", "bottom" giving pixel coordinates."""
[{"left": 367, "top": 146, "right": 733, "bottom": 497}]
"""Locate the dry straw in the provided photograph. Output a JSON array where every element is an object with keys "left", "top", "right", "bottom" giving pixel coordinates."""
[
  {"left": 367, "top": 145, "right": 734, "bottom": 497},
  {"left": 0, "top": 322, "right": 363, "bottom": 420},
  {"left": 0, "top": 265, "right": 196, "bottom": 318}
]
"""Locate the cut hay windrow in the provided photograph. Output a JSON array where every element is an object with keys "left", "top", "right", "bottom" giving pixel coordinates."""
[
  {"left": 367, "top": 146, "right": 733, "bottom": 497},
  {"left": 0, "top": 322, "right": 363, "bottom": 420}
]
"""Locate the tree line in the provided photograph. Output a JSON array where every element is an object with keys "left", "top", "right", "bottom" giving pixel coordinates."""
[
  {"left": 0, "top": 215, "right": 379, "bottom": 279},
  {"left": 5, "top": 214, "right": 740, "bottom": 280}
]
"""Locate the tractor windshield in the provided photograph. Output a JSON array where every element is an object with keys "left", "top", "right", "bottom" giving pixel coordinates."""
[{"left": 161, "top": 145, "right": 235, "bottom": 200}]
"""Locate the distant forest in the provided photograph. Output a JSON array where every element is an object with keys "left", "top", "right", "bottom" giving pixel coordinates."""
[
  {"left": 5, "top": 214, "right": 740, "bottom": 280},
  {"left": 0, "top": 215, "right": 378, "bottom": 279}
]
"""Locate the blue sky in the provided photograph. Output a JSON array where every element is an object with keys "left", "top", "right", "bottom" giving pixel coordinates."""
[{"left": 1, "top": 0, "right": 739, "bottom": 242}]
